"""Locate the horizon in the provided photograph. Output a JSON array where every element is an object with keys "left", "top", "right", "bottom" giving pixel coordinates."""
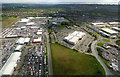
[{"left": 1, "top": 0, "right": 119, "bottom": 5}]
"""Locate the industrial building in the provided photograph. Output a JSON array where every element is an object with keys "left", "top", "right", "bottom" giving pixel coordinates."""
[
  {"left": 27, "top": 17, "right": 35, "bottom": 20},
  {"left": 16, "top": 38, "right": 25, "bottom": 44},
  {"left": 101, "top": 28, "right": 118, "bottom": 35},
  {"left": 37, "top": 32, "right": 42, "bottom": 35},
  {"left": 16, "top": 38, "right": 30, "bottom": 44},
  {"left": 108, "top": 22, "right": 120, "bottom": 25},
  {"left": 91, "top": 22, "right": 105, "bottom": 25},
  {"left": 99, "top": 31, "right": 110, "bottom": 38},
  {"left": 33, "top": 37, "right": 42, "bottom": 43},
  {"left": 18, "top": 19, "right": 30, "bottom": 23},
  {"left": 30, "top": 26, "right": 40, "bottom": 29},
  {"left": 24, "top": 38, "right": 30, "bottom": 44},
  {"left": 64, "top": 31, "right": 85, "bottom": 45},
  {"left": 0, "top": 52, "right": 21, "bottom": 75},
  {"left": 112, "top": 27, "right": 120, "bottom": 32},
  {"left": 5, "top": 35, "right": 18, "bottom": 38},
  {"left": 15, "top": 45, "right": 23, "bottom": 51},
  {"left": 26, "top": 22, "right": 36, "bottom": 26}
]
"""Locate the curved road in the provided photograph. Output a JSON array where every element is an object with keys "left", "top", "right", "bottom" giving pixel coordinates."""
[{"left": 91, "top": 40, "right": 112, "bottom": 75}]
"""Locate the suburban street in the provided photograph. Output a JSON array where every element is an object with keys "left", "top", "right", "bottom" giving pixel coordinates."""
[{"left": 91, "top": 40, "right": 112, "bottom": 75}]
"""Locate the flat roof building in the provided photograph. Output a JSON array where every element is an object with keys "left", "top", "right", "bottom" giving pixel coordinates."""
[
  {"left": 26, "top": 22, "right": 36, "bottom": 26},
  {"left": 108, "top": 22, "right": 120, "bottom": 25},
  {"left": 16, "top": 38, "right": 25, "bottom": 44},
  {"left": 112, "top": 27, "right": 120, "bottom": 32},
  {"left": 24, "top": 38, "right": 30, "bottom": 43},
  {"left": 37, "top": 32, "right": 42, "bottom": 35},
  {"left": 18, "top": 19, "right": 30, "bottom": 23},
  {"left": 0, "top": 52, "right": 21, "bottom": 75},
  {"left": 64, "top": 31, "right": 85, "bottom": 45},
  {"left": 101, "top": 28, "right": 118, "bottom": 35},
  {"left": 15, "top": 45, "right": 23, "bottom": 51},
  {"left": 33, "top": 37, "right": 42, "bottom": 43},
  {"left": 27, "top": 17, "right": 35, "bottom": 20},
  {"left": 91, "top": 22, "right": 105, "bottom": 25}
]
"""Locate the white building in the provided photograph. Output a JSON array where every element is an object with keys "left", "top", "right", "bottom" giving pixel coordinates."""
[
  {"left": 37, "top": 32, "right": 42, "bottom": 35},
  {"left": 6, "top": 35, "right": 18, "bottom": 38},
  {"left": 15, "top": 45, "right": 23, "bottom": 51},
  {"left": 18, "top": 19, "right": 30, "bottom": 23},
  {"left": 101, "top": 28, "right": 118, "bottom": 35},
  {"left": 91, "top": 22, "right": 105, "bottom": 25},
  {"left": 33, "top": 37, "right": 42, "bottom": 43},
  {"left": 108, "top": 22, "right": 120, "bottom": 25},
  {"left": 24, "top": 38, "right": 30, "bottom": 43},
  {"left": 27, "top": 17, "right": 35, "bottom": 20},
  {"left": 16, "top": 38, "right": 25, "bottom": 44},
  {"left": 0, "top": 52, "right": 21, "bottom": 75},
  {"left": 30, "top": 26, "right": 40, "bottom": 29},
  {"left": 26, "top": 22, "right": 36, "bottom": 26},
  {"left": 64, "top": 31, "right": 85, "bottom": 45},
  {"left": 112, "top": 27, "right": 120, "bottom": 32}
]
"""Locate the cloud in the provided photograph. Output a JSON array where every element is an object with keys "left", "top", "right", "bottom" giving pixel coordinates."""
[{"left": 1, "top": 0, "right": 119, "bottom": 4}]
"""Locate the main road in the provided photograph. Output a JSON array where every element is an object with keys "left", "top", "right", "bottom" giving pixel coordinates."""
[
  {"left": 91, "top": 40, "right": 112, "bottom": 75},
  {"left": 46, "top": 29, "right": 53, "bottom": 75}
]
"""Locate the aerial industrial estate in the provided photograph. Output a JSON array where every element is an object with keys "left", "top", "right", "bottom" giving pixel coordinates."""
[{"left": 0, "top": 3, "right": 120, "bottom": 76}]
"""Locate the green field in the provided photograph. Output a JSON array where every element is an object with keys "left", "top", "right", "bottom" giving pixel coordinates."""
[
  {"left": 97, "top": 43, "right": 104, "bottom": 47},
  {"left": 116, "top": 40, "right": 120, "bottom": 46},
  {"left": 102, "top": 39, "right": 110, "bottom": 42},
  {"left": 1, "top": 16, "right": 21, "bottom": 28},
  {"left": 51, "top": 43, "right": 105, "bottom": 75}
]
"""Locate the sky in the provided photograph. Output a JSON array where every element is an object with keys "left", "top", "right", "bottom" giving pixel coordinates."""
[{"left": 1, "top": 0, "right": 119, "bottom": 4}]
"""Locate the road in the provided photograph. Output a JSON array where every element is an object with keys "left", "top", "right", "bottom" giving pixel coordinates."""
[
  {"left": 46, "top": 29, "right": 53, "bottom": 75},
  {"left": 91, "top": 40, "right": 112, "bottom": 75}
]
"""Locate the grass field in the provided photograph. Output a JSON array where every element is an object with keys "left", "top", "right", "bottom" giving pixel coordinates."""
[
  {"left": 97, "top": 43, "right": 104, "bottom": 47},
  {"left": 102, "top": 39, "right": 110, "bottom": 42},
  {"left": 51, "top": 43, "right": 105, "bottom": 75},
  {"left": 1, "top": 16, "right": 21, "bottom": 28}
]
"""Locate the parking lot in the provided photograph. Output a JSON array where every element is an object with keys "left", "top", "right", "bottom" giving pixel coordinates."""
[{"left": 55, "top": 27, "right": 94, "bottom": 53}]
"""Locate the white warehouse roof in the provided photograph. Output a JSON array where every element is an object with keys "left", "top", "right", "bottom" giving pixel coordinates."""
[
  {"left": 0, "top": 52, "right": 21, "bottom": 75},
  {"left": 112, "top": 27, "right": 120, "bottom": 31},
  {"left": 91, "top": 22, "right": 105, "bottom": 25},
  {"left": 38, "top": 29, "right": 42, "bottom": 32},
  {"left": 15, "top": 45, "right": 23, "bottom": 51},
  {"left": 101, "top": 28, "right": 118, "bottom": 35},
  {"left": 31, "top": 26, "right": 40, "bottom": 29},
  {"left": 24, "top": 38, "right": 30, "bottom": 43},
  {"left": 26, "top": 22, "right": 36, "bottom": 26},
  {"left": 108, "top": 22, "right": 120, "bottom": 25},
  {"left": 37, "top": 32, "right": 42, "bottom": 35},
  {"left": 16, "top": 38, "right": 25, "bottom": 44},
  {"left": 33, "top": 37, "right": 42, "bottom": 43},
  {"left": 27, "top": 17, "right": 35, "bottom": 20},
  {"left": 64, "top": 31, "right": 85, "bottom": 45},
  {"left": 18, "top": 19, "right": 30, "bottom": 23}
]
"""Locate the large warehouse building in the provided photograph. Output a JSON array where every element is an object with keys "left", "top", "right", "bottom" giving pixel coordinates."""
[
  {"left": 112, "top": 27, "right": 120, "bottom": 32},
  {"left": 63, "top": 31, "right": 85, "bottom": 45},
  {"left": 16, "top": 38, "right": 30, "bottom": 44},
  {"left": 101, "top": 28, "right": 118, "bottom": 35},
  {"left": 0, "top": 52, "right": 21, "bottom": 76}
]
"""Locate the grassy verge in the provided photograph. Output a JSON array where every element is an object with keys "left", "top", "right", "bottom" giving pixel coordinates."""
[
  {"left": 51, "top": 43, "right": 105, "bottom": 75},
  {"left": 102, "top": 39, "right": 110, "bottom": 42},
  {"left": 97, "top": 43, "right": 104, "bottom": 47}
]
